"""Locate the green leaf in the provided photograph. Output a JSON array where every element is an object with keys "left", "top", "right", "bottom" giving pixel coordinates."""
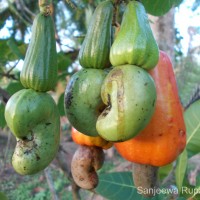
[
  {"left": 0, "top": 192, "right": 8, "bottom": 200},
  {"left": 7, "top": 38, "right": 24, "bottom": 60},
  {"left": 57, "top": 52, "right": 72, "bottom": 71},
  {"left": 57, "top": 93, "right": 65, "bottom": 116},
  {"left": 5, "top": 81, "right": 24, "bottom": 95},
  {"left": 175, "top": 149, "right": 188, "bottom": 193},
  {"left": 185, "top": 100, "right": 200, "bottom": 156},
  {"left": 0, "top": 102, "right": 6, "bottom": 128},
  {"left": 158, "top": 163, "right": 173, "bottom": 182},
  {"left": 96, "top": 172, "right": 167, "bottom": 200},
  {"left": 141, "top": 0, "right": 183, "bottom": 16}
]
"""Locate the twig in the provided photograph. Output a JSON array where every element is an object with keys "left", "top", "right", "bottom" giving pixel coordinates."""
[
  {"left": 7, "top": 60, "right": 20, "bottom": 74},
  {"left": 44, "top": 167, "right": 59, "bottom": 200},
  {"left": 0, "top": 73, "right": 18, "bottom": 80},
  {"left": 65, "top": 0, "right": 77, "bottom": 10},
  {"left": 56, "top": 146, "right": 81, "bottom": 200},
  {"left": 7, "top": 0, "right": 30, "bottom": 26},
  {"left": 112, "top": 0, "right": 124, "bottom": 27},
  {"left": 19, "top": 0, "right": 36, "bottom": 18}
]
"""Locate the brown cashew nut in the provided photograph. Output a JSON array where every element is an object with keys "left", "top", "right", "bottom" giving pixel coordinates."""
[{"left": 71, "top": 145, "right": 104, "bottom": 190}]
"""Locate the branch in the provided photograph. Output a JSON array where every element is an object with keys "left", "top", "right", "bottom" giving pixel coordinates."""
[
  {"left": 0, "top": 87, "right": 10, "bottom": 104},
  {"left": 0, "top": 73, "right": 18, "bottom": 80},
  {"left": 56, "top": 145, "right": 81, "bottom": 200},
  {"left": 65, "top": 0, "right": 77, "bottom": 10},
  {"left": 7, "top": 0, "right": 30, "bottom": 26},
  {"left": 18, "top": 0, "right": 36, "bottom": 18}
]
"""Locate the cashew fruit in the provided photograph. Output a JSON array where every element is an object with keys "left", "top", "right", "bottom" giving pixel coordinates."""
[
  {"left": 110, "top": 1, "right": 159, "bottom": 70},
  {"left": 64, "top": 69, "right": 107, "bottom": 136},
  {"left": 5, "top": 89, "right": 60, "bottom": 175},
  {"left": 96, "top": 65, "right": 156, "bottom": 142},
  {"left": 20, "top": 13, "right": 57, "bottom": 92},
  {"left": 71, "top": 127, "right": 113, "bottom": 149},
  {"left": 71, "top": 145, "right": 104, "bottom": 189},
  {"left": 114, "top": 51, "right": 186, "bottom": 166},
  {"left": 78, "top": 0, "right": 113, "bottom": 69}
]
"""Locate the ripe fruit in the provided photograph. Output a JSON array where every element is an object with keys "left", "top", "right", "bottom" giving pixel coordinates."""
[{"left": 71, "top": 127, "right": 113, "bottom": 149}]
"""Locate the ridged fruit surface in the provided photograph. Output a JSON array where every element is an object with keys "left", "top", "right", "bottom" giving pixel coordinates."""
[
  {"left": 20, "top": 13, "right": 57, "bottom": 92},
  {"left": 78, "top": 0, "right": 113, "bottom": 69},
  {"left": 110, "top": 1, "right": 159, "bottom": 70}
]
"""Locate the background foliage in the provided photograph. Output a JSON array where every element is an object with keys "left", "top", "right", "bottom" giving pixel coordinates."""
[{"left": 0, "top": 0, "right": 200, "bottom": 199}]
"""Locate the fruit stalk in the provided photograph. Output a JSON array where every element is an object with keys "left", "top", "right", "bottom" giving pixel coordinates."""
[{"left": 39, "top": 0, "right": 52, "bottom": 15}]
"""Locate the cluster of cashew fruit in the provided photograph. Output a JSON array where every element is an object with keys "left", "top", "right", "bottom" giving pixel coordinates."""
[
  {"left": 5, "top": 0, "right": 60, "bottom": 175},
  {"left": 65, "top": 0, "right": 186, "bottom": 197}
]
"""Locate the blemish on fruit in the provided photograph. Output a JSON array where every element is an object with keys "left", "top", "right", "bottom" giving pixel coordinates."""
[
  {"left": 65, "top": 91, "right": 73, "bottom": 109},
  {"left": 152, "top": 99, "right": 155, "bottom": 107},
  {"left": 179, "top": 129, "right": 185, "bottom": 137}
]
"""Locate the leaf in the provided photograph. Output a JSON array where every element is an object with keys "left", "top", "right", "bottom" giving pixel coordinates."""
[
  {"left": 175, "top": 149, "right": 188, "bottom": 193},
  {"left": 141, "top": 0, "right": 183, "bottom": 16},
  {"left": 57, "top": 93, "right": 65, "bottom": 116},
  {"left": 96, "top": 172, "right": 167, "bottom": 200},
  {"left": 185, "top": 100, "right": 200, "bottom": 156},
  {"left": 5, "top": 81, "right": 24, "bottom": 95},
  {"left": 0, "top": 192, "right": 8, "bottom": 200},
  {"left": 7, "top": 38, "right": 24, "bottom": 60},
  {"left": 158, "top": 163, "right": 173, "bottom": 181},
  {"left": 0, "top": 102, "right": 6, "bottom": 128},
  {"left": 57, "top": 52, "right": 72, "bottom": 71}
]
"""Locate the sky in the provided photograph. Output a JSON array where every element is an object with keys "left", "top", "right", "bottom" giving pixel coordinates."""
[{"left": 175, "top": 0, "right": 200, "bottom": 55}]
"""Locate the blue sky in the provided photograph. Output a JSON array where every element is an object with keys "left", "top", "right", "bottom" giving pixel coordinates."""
[{"left": 175, "top": 0, "right": 200, "bottom": 55}]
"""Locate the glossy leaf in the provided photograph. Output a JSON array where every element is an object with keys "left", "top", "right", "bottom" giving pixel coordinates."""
[
  {"left": 0, "top": 192, "right": 8, "bottom": 200},
  {"left": 57, "top": 52, "right": 72, "bottom": 71},
  {"left": 57, "top": 93, "right": 65, "bottom": 116},
  {"left": 185, "top": 100, "right": 200, "bottom": 155},
  {"left": 158, "top": 164, "right": 173, "bottom": 181},
  {"left": 175, "top": 149, "right": 188, "bottom": 193},
  {"left": 141, "top": 0, "right": 183, "bottom": 16},
  {"left": 7, "top": 38, "right": 24, "bottom": 60},
  {"left": 96, "top": 172, "right": 168, "bottom": 200},
  {"left": 5, "top": 81, "right": 24, "bottom": 95},
  {"left": 0, "top": 102, "right": 6, "bottom": 128}
]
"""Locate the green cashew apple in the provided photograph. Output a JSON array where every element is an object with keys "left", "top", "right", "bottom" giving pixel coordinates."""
[
  {"left": 64, "top": 69, "right": 107, "bottom": 136},
  {"left": 5, "top": 89, "right": 60, "bottom": 175},
  {"left": 110, "top": 1, "right": 159, "bottom": 70},
  {"left": 96, "top": 65, "right": 156, "bottom": 142}
]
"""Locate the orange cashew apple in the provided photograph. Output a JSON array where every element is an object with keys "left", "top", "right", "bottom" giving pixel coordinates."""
[{"left": 114, "top": 51, "right": 186, "bottom": 197}]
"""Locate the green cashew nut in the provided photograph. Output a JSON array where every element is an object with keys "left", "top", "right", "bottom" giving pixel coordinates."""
[{"left": 5, "top": 89, "right": 60, "bottom": 175}]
